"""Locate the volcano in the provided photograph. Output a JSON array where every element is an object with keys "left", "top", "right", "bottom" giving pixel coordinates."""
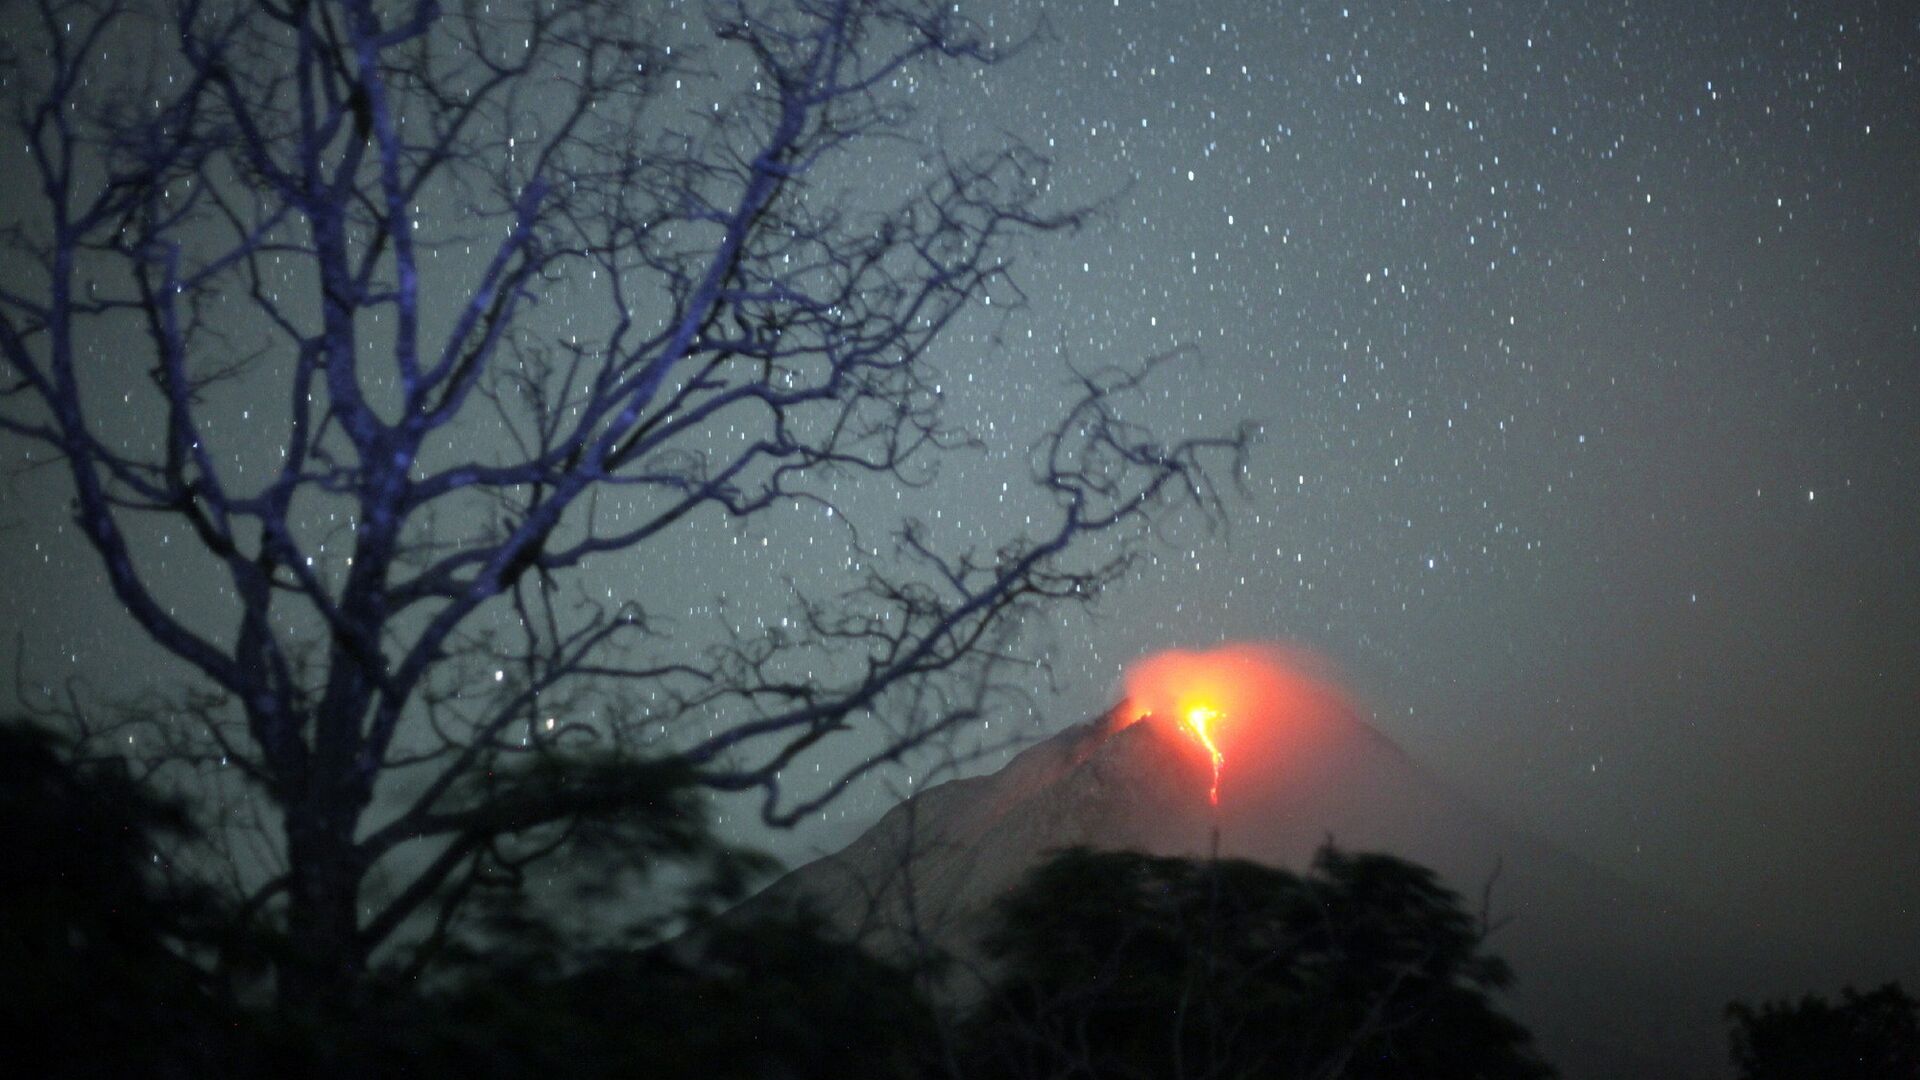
[{"left": 750, "top": 654, "right": 1796, "bottom": 1079}]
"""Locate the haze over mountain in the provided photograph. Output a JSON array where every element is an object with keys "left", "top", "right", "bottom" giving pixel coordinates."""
[{"left": 754, "top": 645, "right": 1812, "bottom": 1079}]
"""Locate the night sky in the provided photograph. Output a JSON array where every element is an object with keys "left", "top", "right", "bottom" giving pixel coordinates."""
[
  {"left": 4, "top": 0, "right": 1917, "bottom": 992},
  {"left": 956, "top": 0, "right": 1920, "bottom": 982}
]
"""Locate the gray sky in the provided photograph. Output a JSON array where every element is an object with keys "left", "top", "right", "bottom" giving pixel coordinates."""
[{"left": 3, "top": 0, "right": 1915, "bottom": 988}]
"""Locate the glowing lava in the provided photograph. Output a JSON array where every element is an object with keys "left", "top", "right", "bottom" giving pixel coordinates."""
[
  {"left": 1121, "top": 642, "right": 1352, "bottom": 807},
  {"left": 1184, "top": 705, "right": 1225, "bottom": 804}
]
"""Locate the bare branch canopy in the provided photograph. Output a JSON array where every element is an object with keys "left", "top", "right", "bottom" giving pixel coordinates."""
[{"left": 0, "top": 0, "right": 1247, "bottom": 1003}]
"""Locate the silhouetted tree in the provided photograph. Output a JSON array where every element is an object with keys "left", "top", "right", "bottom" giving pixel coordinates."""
[
  {"left": 0, "top": 0, "right": 1245, "bottom": 1008},
  {"left": 3, "top": 716, "right": 925, "bottom": 1077},
  {"left": 414, "top": 911, "right": 940, "bottom": 1080},
  {"left": 967, "top": 845, "right": 1555, "bottom": 1080},
  {"left": 223, "top": 907, "right": 939, "bottom": 1080},
  {"left": 1727, "top": 982, "right": 1920, "bottom": 1080},
  {"left": 0, "top": 719, "right": 236, "bottom": 1076}
]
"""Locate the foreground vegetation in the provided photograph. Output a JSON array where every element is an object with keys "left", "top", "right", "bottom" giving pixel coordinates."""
[{"left": 8, "top": 717, "right": 1913, "bottom": 1078}]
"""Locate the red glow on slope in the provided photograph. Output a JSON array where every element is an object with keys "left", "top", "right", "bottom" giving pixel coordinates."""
[{"left": 1121, "top": 642, "right": 1350, "bottom": 805}]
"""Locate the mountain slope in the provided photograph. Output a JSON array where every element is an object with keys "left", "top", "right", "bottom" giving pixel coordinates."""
[{"left": 752, "top": 703, "right": 1791, "bottom": 1079}]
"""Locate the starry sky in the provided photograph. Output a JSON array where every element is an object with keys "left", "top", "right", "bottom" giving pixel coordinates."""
[
  {"left": 913, "top": 0, "right": 1920, "bottom": 983},
  {"left": 3, "top": 0, "right": 1916, "bottom": 988}
]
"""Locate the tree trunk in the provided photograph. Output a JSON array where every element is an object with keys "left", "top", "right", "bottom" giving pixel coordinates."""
[{"left": 281, "top": 809, "right": 367, "bottom": 1014}]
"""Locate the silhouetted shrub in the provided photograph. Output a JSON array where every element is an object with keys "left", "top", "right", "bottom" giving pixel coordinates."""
[
  {"left": 1727, "top": 982, "right": 1920, "bottom": 1080},
  {"left": 967, "top": 844, "right": 1556, "bottom": 1080},
  {"left": 0, "top": 721, "right": 241, "bottom": 1076}
]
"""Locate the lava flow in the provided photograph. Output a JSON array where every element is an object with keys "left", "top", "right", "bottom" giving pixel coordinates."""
[
  {"left": 1121, "top": 642, "right": 1349, "bottom": 807},
  {"left": 1184, "top": 705, "right": 1225, "bottom": 804}
]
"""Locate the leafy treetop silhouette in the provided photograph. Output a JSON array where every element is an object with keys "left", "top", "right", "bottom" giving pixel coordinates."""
[
  {"left": 969, "top": 845, "right": 1557, "bottom": 1080},
  {"left": 1726, "top": 982, "right": 1920, "bottom": 1080}
]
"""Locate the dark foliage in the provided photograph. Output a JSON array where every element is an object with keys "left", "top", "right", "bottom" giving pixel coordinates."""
[
  {"left": 1727, "top": 982, "right": 1920, "bottom": 1080},
  {"left": 406, "top": 913, "right": 940, "bottom": 1080},
  {"left": 0, "top": 720, "right": 239, "bottom": 1077},
  {"left": 226, "top": 910, "right": 938, "bottom": 1080},
  {"left": 6, "top": 730, "right": 1574, "bottom": 1080},
  {"left": 1, "top": 716, "right": 934, "bottom": 1077},
  {"left": 967, "top": 845, "right": 1556, "bottom": 1080}
]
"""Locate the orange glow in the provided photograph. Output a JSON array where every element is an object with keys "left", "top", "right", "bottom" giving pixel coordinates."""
[
  {"left": 1184, "top": 705, "right": 1225, "bottom": 803},
  {"left": 1120, "top": 642, "right": 1352, "bottom": 806}
]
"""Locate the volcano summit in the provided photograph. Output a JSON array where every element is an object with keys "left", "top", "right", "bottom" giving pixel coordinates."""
[{"left": 751, "top": 646, "right": 1800, "bottom": 1078}]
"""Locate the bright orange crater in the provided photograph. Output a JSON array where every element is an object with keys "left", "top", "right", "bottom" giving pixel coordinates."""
[{"left": 1121, "top": 641, "right": 1347, "bottom": 807}]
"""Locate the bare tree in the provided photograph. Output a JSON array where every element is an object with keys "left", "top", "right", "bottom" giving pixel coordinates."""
[{"left": 0, "top": 0, "right": 1245, "bottom": 1007}]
